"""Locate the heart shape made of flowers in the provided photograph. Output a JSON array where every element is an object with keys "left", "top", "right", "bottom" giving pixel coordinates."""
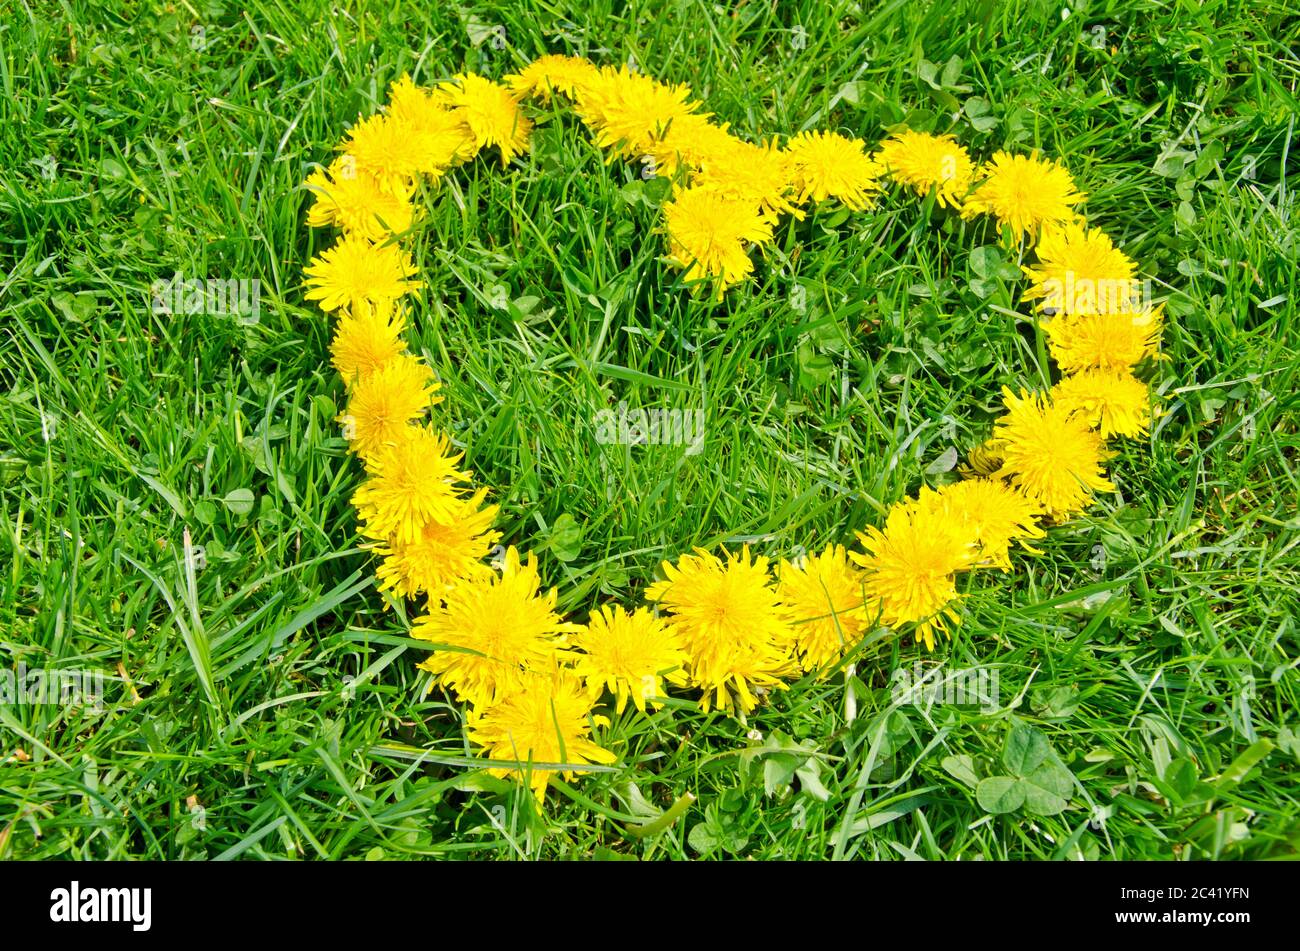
[{"left": 302, "top": 56, "right": 1168, "bottom": 802}]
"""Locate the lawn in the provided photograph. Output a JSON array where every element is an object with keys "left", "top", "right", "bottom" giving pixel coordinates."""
[{"left": 1, "top": 0, "right": 1297, "bottom": 860}]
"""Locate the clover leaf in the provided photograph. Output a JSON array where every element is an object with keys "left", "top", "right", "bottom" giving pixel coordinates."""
[{"left": 974, "top": 722, "right": 1077, "bottom": 817}]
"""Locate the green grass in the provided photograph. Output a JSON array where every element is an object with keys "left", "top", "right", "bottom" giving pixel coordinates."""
[{"left": 1, "top": 0, "right": 1297, "bottom": 860}]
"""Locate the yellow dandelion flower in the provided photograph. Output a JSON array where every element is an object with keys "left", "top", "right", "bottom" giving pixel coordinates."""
[
  {"left": 1051, "top": 369, "right": 1152, "bottom": 439},
  {"left": 352, "top": 426, "right": 471, "bottom": 543},
  {"left": 506, "top": 54, "right": 599, "bottom": 102},
  {"left": 575, "top": 65, "right": 703, "bottom": 160},
  {"left": 571, "top": 605, "right": 688, "bottom": 713},
  {"left": 644, "top": 546, "right": 794, "bottom": 715},
  {"left": 413, "top": 547, "right": 577, "bottom": 707},
  {"left": 303, "top": 234, "right": 422, "bottom": 314},
  {"left": 693, "top": 137, "right": 801, "bottom": 220},
  {"left": 341, "top": 354, "right": 441, "bottom": 462},
  {"left": 304, "top": 159, "right": 416, "bottom": 240},
  {"left": 341, "top": 112, "right": 443, "bottom": 187},
  {"left": 1045, "top": 305, "right": 1165, "bottom": 374},
  {"left": 663, "top": 184, "right": 774, "bottom": 293},
  {"left": 466, "top": 665, "right": 615, "bottom": 803},
  {"left": 992, "top": 387, "right": 1115, "bottom": 519},
  {"left": 644, "top": 113, "right": 738, "bottom": 177},
  {"left": 434, "top": 73, "right": 532, "bottom": 166},
  {"left": 876, "top": 130, "right": 976, "bottom": 209},
  {"left": 373, "top": 488, "right": 501, "bottom": 602},
  {"left": 330, "top": 302, "right": 408, "bottom": 387},
  {"left": 1021, "top": 223, "right": 1138, "bottom": 316},
  {"left": 775, "top": 544, "right": 871, "bottom": 673},
  {"left": 385, "top": 74, "right": 476, "bottom": 175},
  {"left": 912, "top": 480, "right": 1045, "bottom": 571},
  {"left": 961, "top": 151, "right": 1085, "bottom": 239},
  {"left": 784, "top": 130, "right": 883, "bottom": 211},
  {"left": 851, "top": 501, "right": 975, "bottom": 651}
]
